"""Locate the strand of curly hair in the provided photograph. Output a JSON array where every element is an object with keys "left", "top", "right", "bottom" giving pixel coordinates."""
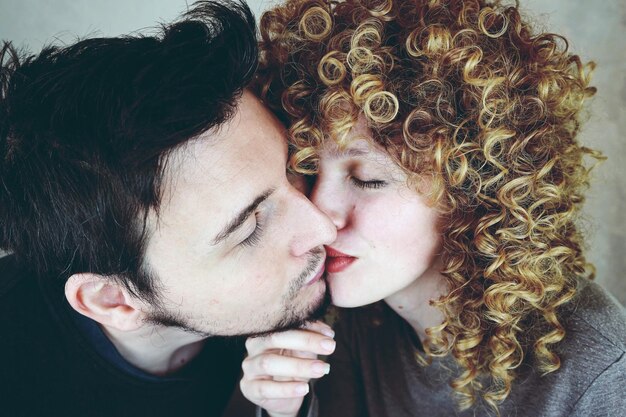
[{"left": 255, "top": 0, "right": 602, "bottom": 414}]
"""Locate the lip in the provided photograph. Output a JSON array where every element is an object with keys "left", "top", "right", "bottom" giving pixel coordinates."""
[
  {"left": 325, "top": 246, "right": 357, "bottom": 274},
  {"left": 305, "top": 260, "right": 326, "bottom": 287}
]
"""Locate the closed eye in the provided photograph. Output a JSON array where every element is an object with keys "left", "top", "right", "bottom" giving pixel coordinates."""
[
  {"left": 240, "top": 214, "right": 264, "bottom": 247},
  {"left": 350, "top": 176, "right": 387, "bottom": 190}
]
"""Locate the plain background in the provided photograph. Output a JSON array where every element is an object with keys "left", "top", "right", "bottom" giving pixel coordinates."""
[{"left": 1, "top": 0, "right": 625, "bottom": 305}]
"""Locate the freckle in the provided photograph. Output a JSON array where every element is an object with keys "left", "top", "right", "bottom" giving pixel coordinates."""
[
  {"left": 208, "top": 299, "right": 219, "bottom": 305},
  {"left": 398, "top": 305, "right": 403, "bottom": 309}
]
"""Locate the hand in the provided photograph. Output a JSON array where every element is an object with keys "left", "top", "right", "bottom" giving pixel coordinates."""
[{"left": 240, "top": 321, "right": 336, "bottom": 417}]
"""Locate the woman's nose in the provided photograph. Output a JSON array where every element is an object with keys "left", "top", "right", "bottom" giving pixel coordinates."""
[{"left": 310, "top": 177, "right": 349, "bottom": 231}]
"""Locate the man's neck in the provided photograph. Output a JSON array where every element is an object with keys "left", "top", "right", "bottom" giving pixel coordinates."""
[
  {"left": 101, "top": 324, "right": 207, "bottom": 376},
  {"left": 384, "top": 265, "right": 448, "bottom": 343}
]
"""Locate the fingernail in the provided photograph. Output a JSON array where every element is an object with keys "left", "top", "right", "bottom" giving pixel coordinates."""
[
  {"left": 320, "top": 339, "right": 336, "bottom": 352},
  {"left": 312, "top": 362, "right": 331, "bottom": 375},
  {"left": 296, "top": 384, "right": 309, "bottom": 395},
  {"left": 321, "top": 328, "right": 335, "bottom": 338}
]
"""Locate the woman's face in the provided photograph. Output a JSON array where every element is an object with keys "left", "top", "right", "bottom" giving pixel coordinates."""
[{"left": 311, "top": 122, "right": 442, "bottom": 307}]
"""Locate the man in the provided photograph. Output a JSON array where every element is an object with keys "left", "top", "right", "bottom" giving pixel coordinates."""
[{"left": 0, "top": 1, "right": 335, "bottom": 416}]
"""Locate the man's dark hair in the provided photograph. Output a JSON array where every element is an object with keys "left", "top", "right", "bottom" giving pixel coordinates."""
[{"left": 0, "top": 1, "right": 258, "bottom": 304}]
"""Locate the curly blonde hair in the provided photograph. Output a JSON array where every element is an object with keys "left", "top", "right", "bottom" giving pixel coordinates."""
[{"left": 255, "top": 0, "right": 602, "bottom": 413}]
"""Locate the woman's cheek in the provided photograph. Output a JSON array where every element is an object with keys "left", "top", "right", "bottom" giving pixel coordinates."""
[{"left": 353, "top": 195, "right": 405, "bottom": 244}]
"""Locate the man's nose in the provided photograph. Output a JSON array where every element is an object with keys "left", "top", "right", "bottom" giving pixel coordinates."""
[{"left": 289, "top": 187, "right": 337, "bottom": 257}]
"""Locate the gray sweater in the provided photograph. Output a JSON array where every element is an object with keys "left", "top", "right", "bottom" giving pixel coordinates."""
[{"left": 311, "top": 277, "right": 626, "bottom": 417}]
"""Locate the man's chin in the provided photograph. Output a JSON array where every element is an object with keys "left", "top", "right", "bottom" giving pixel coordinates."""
[
  {"left": 145, "top": 281, "right": 331, "bottom": 340},
  {"left": 243, "top": 286, "right": 332, "bottom": 339}
]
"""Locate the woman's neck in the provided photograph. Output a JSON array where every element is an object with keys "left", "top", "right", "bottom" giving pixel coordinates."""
[{"left": 384, "top": 265, "right": 448, "bottom": 343}]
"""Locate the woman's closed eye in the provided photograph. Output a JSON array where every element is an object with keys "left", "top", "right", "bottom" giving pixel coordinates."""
[{"left": 350, "top": 175, "right": 387, "bottom": 190}]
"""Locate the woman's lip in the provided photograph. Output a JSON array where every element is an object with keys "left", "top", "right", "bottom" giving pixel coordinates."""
[
  {"left": 326, "top": 256, "right": 356, "bottom": 273},
  {"left": 325, "top": 246, "right": 357, "bottom": 273},
  {"left": 325, "top": 246, "right": 354, "bottom": 258}
]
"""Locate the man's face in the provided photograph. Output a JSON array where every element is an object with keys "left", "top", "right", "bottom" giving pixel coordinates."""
[{"left": 141, "top": 91, "right": 336, "bottom": 336}]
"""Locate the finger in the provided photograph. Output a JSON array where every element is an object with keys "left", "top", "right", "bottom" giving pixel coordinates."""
[
  {"left": 242, "top": 353, "right": 330, "bottom": 379},
  {"left": 246, "top": 330, "right": 336, "bottom": 356},
  {"left": 241, "top": 379, "right": 310, "bottom": 401},
  {"left": 301, "top": 320, "right": 335, "bottom": 338},
  {"left": 290, "top": 349, "right": 318, "bottom": 360},
  {"left": 273, "top": 375, "right": 310, "bottom": 383},
  {"left": 255, "top": 398, "right": 304, "bottom": 417}
]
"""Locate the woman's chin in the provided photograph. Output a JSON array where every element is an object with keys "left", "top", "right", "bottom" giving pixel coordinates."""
[{"left": 329, "top": 280, "right": 385, "bottom": 308}]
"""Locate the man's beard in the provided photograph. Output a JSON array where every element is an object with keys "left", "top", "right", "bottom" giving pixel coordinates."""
[
  {"left": 246, "top": 284, "right": 331, "bottom": 339},
  {"left": 144, "top": 248, "right": 331, "bottom": 339}
]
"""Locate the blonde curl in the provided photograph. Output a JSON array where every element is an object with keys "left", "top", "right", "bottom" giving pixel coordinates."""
[
  {"left": 364, "top": 91, "right": 399, "bottom": 124},
  {"left": 318, "top": 51, "right": 347, "bottom": 86},
  {"left": 299, "top": 5, "right": 333, "bottom": 40}
]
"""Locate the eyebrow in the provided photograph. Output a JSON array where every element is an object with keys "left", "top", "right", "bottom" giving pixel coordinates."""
[
  {"left": 211, "top": 188, "right": 275, "bottom": 246},
  {"left": 326, "top": 147, "right": 368, "bottom": 160}
]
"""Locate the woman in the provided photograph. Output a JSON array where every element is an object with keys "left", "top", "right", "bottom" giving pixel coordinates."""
[{"left": 240, "top": 0, "right": 626, "bottom": 416}]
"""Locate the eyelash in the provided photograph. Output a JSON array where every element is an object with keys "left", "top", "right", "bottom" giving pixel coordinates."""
[
  {"left": 240, "top": 215, "right": 264, "bottom": 247},
  {"left": 350, "top": 176, "right": 387, "bottom": 190}
]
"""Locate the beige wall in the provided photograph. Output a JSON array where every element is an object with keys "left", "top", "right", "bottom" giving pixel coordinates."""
[
  {"left": 519, "top": 0, "right": 626, "bottom": 305},
  {"left": 1, "top": 0, "right": 625, "bottom": 304}
]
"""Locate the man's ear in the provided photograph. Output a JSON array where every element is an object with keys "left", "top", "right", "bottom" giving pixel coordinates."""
[{"left": 65, "top": 273, "right": 145, "bottom": 332}]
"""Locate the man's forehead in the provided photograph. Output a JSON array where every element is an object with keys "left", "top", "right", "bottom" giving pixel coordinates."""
[
  {"left": 155, "top": 136, "right": 283, "bottom": 238},
  {"left": 151, "top": 91, "right": 288, "bottom": 238},
  {"left": 167, "top": 122, "right": 252, "bottom": 175},
  {"left": 146, "top": 142, "right": 261, "bottom": 255},
  {"left": 160, "top": 136, "right": 258, "bottom": 212},
  {"left": 164, "top": 96, "right": 288, "bottom": 184}
]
